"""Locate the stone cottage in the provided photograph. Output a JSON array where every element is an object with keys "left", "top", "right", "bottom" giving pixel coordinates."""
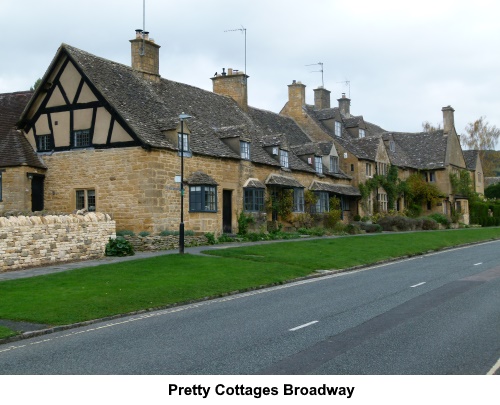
[{"left": 15, "top": 31, "right": 357, "bottom": 234}]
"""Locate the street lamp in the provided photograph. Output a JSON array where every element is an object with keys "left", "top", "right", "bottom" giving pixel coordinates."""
[{"left": 179, "top": 112, "right": 192, "bottom": 254}]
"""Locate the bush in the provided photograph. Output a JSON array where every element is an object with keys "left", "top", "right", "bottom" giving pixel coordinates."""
[
  {"left": 116, "top": 230, "right": 135, "bottom": 237},
  {"left": 237, "top": 212, "right": 254, "bottom": 236},
  {"left": 353, "top": 214, "right": 361, "bottom": 222},
  {"left": 217, "top": 234, "right": 235, "bottom": 243},
  {"left": 205, "top": 232, "right": 217, "bottom": 245},
  {"left": 345, "top": 224, "right": 361, "bottom": 234},
  {"left": 359, "top": 223, "right": 383, "bottom": 233},
  {"left": 138, "top": 231, "right": 150, "bottom": 237},
  {"left": 420, "top": 217, "right": 439, "bottom": 230},
  {"left": 105, "top": 236, "right": 135, "bottom": 257},
  {"left": 377, "top": 216, "right": 418, "bottom": 232},
  {"left": 428, "top": 213, "right": 451, "bottom": 228}
]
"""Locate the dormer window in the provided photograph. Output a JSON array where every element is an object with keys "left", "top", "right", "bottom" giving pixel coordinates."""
[
  {"left": 335, "top": 121, "right": 342, "bottom": 137},
  {"left": 359, "top": 129, "right": 365, "bottom": 138},
  {"left": 315, "top": 156, "right": 323, "bottom": 174},
  {"left": 280, "top": 150, "right": 289, "bottom": 168},
  {"left": 330, "top": 156, "right": 339, "bottom": 173},
  {"left": 178, "top": 132, "right": 189, "bottom": 152},
  {"left": 240, "top": 141, "right": 250, "bottom": 160},
  {"left": 389, "top": 140, "right": 395, "bottom": 152}
]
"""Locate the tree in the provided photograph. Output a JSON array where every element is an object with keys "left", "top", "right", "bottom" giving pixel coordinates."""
[
  {"left": 461, "top": 117, "right": 500, "bottom": 176},
  {"left": 30, "top": 78, "right": 42, "bottom": 91},
  {"left": 485, "top": 182, "right": 500, "bottom": 199},
  {"left": 461, "top": 117, "right": 500, "bottom": 150},
  {"left": 422, "top": 121, "right": 442, "bottom": 133}
]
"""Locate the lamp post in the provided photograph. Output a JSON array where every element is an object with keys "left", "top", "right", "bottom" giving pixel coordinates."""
[{"left": 179, "top": 112, "right": 192, "bottom": 254}]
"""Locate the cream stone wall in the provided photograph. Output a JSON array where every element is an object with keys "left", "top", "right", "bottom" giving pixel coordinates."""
[
  {"left": 0, "top": 213, "right": 115, "bottom": 272},
  {"left": 0, "top": 166, "right": 44, "bottom": 212}
]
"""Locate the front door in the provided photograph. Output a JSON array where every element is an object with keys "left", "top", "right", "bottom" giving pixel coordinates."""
[
  {"left": 31, "top": 175, "right": 44, "bottom": 211},
  {"left": 222, "top": 190, "right": 232, "bottom": 233}
]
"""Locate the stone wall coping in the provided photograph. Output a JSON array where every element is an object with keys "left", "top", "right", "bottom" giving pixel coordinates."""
[{"left": 0, "top": 213, "right": 113, "bottom": 228}]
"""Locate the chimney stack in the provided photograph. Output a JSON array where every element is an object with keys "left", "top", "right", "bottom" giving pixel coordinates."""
[
  {"left": 287, "top": 80, "right": 306, "bottom": 113},
  {"left": 130, "top": 30, "right": 161, "bottom": 82},
  {"left": 338, "top": 93, "right": 351, "bottom": 117},
  {"left": 211, "top": 68, "right": 249, "bottom": 111},
  {"left": 313, "top": 86, "right": 331, "bottom": 110},
  {"left": 442, "top": 105, "right": 455, "bottom": 134}
]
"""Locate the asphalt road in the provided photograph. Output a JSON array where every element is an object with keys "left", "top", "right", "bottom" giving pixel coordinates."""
[{"left": 1, "top": 240, "right": 499, "bottom": 375}]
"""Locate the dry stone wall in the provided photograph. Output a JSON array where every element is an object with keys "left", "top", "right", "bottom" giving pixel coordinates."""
[{"left": 0, "top": 213, "right": 115, "bottom": 272}]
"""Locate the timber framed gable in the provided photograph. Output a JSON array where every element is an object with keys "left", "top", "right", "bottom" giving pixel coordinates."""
[{"left": 22, "top": 50, "right": 141, "bottom": 153}]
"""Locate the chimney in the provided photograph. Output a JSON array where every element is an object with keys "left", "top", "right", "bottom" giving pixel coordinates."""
[
  {"left": 287, "top": 80, "right": 306, "bottom": 113},
  {"left": 211, "top": 68, "right": 249, "bottom": 111},
  {"left": 442, "top": 105, "right": 455, "bottom": 134},
  {"left": 313, "top": 86, "right": 331, "bottom": 110},
  {"left": 338, "top": 93, "right": 351, "bottom": 117},
  {"left": 130, "top": 30, "right": 161, "bottom": 82}
]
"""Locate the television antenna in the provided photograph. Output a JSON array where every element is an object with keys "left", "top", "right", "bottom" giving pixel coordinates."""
[
  {"left": 224, "top": 26, "right": 247, "bottom": 80},
  {"left": 139, "top": 0, "right": 146, "bottom": 56},
  {"left": 336, "top": 79, "right": 351, "bottom": 98},
  {"left": 306, "top": 62, "right": 324, "bottom": 87}
]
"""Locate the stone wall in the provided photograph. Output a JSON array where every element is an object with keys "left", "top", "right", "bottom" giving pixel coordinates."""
[
  {"left": 123, "top": 234, "right": 209, "bottom": 251},
  {"left": 0, "top": 213, "right": 115, "bottom": 272}
]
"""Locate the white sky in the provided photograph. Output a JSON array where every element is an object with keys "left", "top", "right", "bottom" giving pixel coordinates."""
[{"left": 1, "top": 0, "right": 499, "bottom": 148}]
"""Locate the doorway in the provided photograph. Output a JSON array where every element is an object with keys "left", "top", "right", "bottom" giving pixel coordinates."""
[
  {"left": 222, "top": 190, "right": 232, "bottom": 233},
  {"left": 31, "top": 175, "right": 45, "bottom": 211}
]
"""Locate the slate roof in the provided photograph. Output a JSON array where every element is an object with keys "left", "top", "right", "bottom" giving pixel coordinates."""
[
  {"left": 383, "top": 131, "right": 448, "bottom": 170},
  {"left": 265, "top": 174, "right": 304, "bottom": 188},
  {"left": 310, "top": 181, "right": 361, "bottom": 197},
  {"left": 462, "top": 150, "right": 479, "bottom": 170},
  {"left": 32, "top": 45, "right": 287, "bottom": 169},
  {"left": 0, "top": 91, "right": 46, "bottom": 169},
  {"left": 23, "top": 44, "right": 356, "bottom": 176},
  {"left": 186, "top": 171, "right": 218, "bottom": 185}
]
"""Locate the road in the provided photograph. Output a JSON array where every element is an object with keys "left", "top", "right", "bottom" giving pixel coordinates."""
[{"left": 0, "top": 240, "right": 499, "bottom": 374}]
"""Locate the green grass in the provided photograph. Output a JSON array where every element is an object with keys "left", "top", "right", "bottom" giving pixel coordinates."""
[
  {"left": 0, "top": 326, "right": 17, "bottom": 339},
  {"left": 0, "top": 228, "right": 499, "bottom": 328}
]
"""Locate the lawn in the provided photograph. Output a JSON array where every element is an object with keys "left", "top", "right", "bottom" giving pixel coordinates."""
[{"left": 0, "top": 228, "right": 499, "bottom": 329}]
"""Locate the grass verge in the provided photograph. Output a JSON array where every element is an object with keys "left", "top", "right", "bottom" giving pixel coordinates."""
[
  {"left": 0, "top": 326, "right": 17, "bottom": 339},
  {"left": 0, "top": 228, "right": 499, "bottom": 329}
]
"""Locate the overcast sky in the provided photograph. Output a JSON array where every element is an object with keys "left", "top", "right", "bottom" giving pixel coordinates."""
[{"left": 1, "top": 0, "right": 499, "bottom": 148}]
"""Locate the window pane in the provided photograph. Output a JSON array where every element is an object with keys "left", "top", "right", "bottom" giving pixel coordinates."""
[
  {"left": 74, "top": 130, "right": 90, "bottom": 147},
  {"left": 87, "top": 190, "right": 96, "bottom": 211},
  {"left": 204, "top": 186, "right": 216, "bottom": 211},
  {"left": 293, "top": 188, "right": 304, "bottom": 212},
  {"left": 189, "top": 186, "right": 202, "bottom": 211},
  {"left": 76, "top": 190, "right": 85, "bottom": 209},
  {"left": 240, "top": 141, "right": 250, "bottom": 160}
]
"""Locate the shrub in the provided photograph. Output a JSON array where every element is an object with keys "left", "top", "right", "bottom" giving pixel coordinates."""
[
  {"left": 428, "top": 213, "right": 451, "bottom": 228},
  {"left": 105, "top": 236, "right": 135, "bottom": 257},
  {"left": 116, "top": 230, "right": 135, "bottom": 237},
  {"left": 237, "top": 212, "right": 254, "bottom": 236},
  {"left": 420, "top": 217, "right": 439, "bottom": 230},
  {"left": 217, "top": 234, "right": 235, "bottom": 243},
  {"left": 345, "top": 224, "right": 361, "bottom": 234},
  {"left": 359, "top": 223, "right": 383, "bottom": 233},
  {"left": 205, "top": 232, "right": 217, "bottom": 245},
  {"left": 377, "top": 216, "right": 418, "bottom": 232},
  {"left": 353, "top": 214, "right": 361, "bottom": 221},
  {"left": 185, "top": 230, "right": 195, "bottom": 236},
  {"left": 138, "top": 231, "right": 150, "bottom": 237}
]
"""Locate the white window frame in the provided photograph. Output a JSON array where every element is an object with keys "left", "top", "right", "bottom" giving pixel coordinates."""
[
  {"left": 178, "top": 133, "right": 189, "bottom": 152},
  {"left": 366, "top": 163, "right": 372, "bottom": 177},
  {"left": 335, "top": 121, "right": 342, "bottom": 137},
  {"left": 359, "top": 128, "right": 365, "bottom": 138},
  {"left": 240, "top": 141, "right": 250, "bottom": 160},
  {"left": 280, "top": 150, "right": 289, "bottom": 168},
  {"left": 330, "top": 156, "right": 339, "bottom": 173},
  {"left": 315, "top": 156, "right": 323, "bottom": 174}
]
